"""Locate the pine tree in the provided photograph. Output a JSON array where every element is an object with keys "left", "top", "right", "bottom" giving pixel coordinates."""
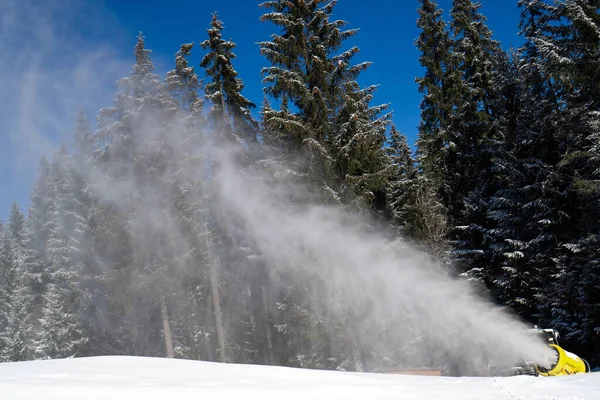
[
  {"left": 259, "top": 0, "right": 390, "bottom": 207},
  {"left": 480, "top": 1, "right": 600, "bottom": 331},
  {"left": 386, "top": 126, "right": 449, "bottom": 262},
  {"left": 200, "top": 13, "right": 258, "bottom": 142},
  {"left": 97, "top": 32, "right": 177, "bottom": 167},
  {"left": 259, "top": 0, "right": 338, "bottom": 148},
  {"left": 386, "top": 125, "right": 417, "bottom": 233},
  {"left": 415, "top": 0, "right": 454, "bottom": 191},
  {"left": 35, "top": 146, "right": 88, "bottom": 359},
  {"left": 28, "top": 157, "right": 53, "bottom": 258},
  {"left": 165, "top": 43, "right": 204, "bottom": 118},
  {"left": 96, "top": 33, "right": 180, "bottom": 357},
  {"left": 444, "top": 0, "right": 500, "bottom": 216},
  {"left": 69, "top": 112, "right": 113, "bottom": 357},
  {"left": 442, "top": 0, "right": 510, "bottom": 287},
  {"left": 257, "top": 0, "right": 393, "bottom": 369},
  {"left": 164, "top": 41, "right": 218, "bottom": 362},
  {"left": 0, "top": 218, "right": 14, "bottom": 361},
  {"left": 477, "top": 1, "right": 561, "bottom": 319},
  {"left": 331, "top": 82, "right": 391, "bottom": 212},
  {"left": 2, "top": 203, "right": 40, "bottom": 361}
]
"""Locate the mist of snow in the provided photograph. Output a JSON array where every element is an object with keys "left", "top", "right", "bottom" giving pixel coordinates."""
[{"left": 212, "top": 142, "right": 555, "bottom": 373}]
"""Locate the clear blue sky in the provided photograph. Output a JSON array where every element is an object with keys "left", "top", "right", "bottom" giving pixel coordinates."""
[{"left": 0, "top": 0, "right": 522, "bottom": 220}]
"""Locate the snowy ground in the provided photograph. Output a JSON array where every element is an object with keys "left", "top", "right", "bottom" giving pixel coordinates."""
[{"left": 0, "top": 356, "right": 598, "bottom": 400}]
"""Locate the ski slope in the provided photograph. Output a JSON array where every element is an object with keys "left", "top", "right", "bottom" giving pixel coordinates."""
[{"left": 0, "top": 356, "right": 598, "bottom": 399}]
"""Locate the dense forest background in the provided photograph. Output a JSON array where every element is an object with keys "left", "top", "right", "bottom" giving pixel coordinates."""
[{"left": 0, "top": 0, "right": 599, "bottom": 372}]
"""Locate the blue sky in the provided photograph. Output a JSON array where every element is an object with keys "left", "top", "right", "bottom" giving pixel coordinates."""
[{"left": 0, "top": 0, "right": 522, "bottom": 220}]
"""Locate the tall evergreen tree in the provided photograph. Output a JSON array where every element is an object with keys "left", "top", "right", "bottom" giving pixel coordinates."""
[
  {"left": 259, "top": 0, "right": 390, "bottom": 208},
  {"left": 331, "top": 81, "right": 391, "bottom": 212},
  {"left": 27, "top": 157, "right": 53, "bottom": 259},
  {"left": 387, "top": 126, "right": 449, "bottom": 262},
  {"left": 442, "top": 0, "right": 511, "bottom": 287},
  {"left": 259, "top": 0, "right": 341, "bottom": 148},
  {"left": 200, "top": 13, "right": 258, "bottom": 142},
  {"left": 257, "top": 0, "right": 395, "bottom": 369},
  {"left": 475, "top": 0, "right": 562, "bottom": 319},
  {"left": 96, "top": 33, "right": 180, "bottom": 357},
  {"left": 35, "top": 146, "right": 88, "bottom": 359},
  {"left": 165, "top": 43, "right": 204, "bottom": 119},
  {"left": 2, "top": 202, "right": 40, "bottom": 361},
  {"left": 164, "top": 41, "right": 222, "bottom": 362},
  {"left": 386, "top": 126, "right": 417, "bottom": 233},
  {"left": 444, "top": 0, "right": 500, "bottom": 216},
  {"left": 67, "top": 112, "right": 115, "bottom": 357},
  {"left": 0, "top": 219, "right": 14, "bottom": 361},
  {"left": 415, "top": 0, "right": 454, "bottom": 191}
]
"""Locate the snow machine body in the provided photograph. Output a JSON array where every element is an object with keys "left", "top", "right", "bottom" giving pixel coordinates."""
[{"left": 514, "top": 328, "right": 590, "bottom": 377}]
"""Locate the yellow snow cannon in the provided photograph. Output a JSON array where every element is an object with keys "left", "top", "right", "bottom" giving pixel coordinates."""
[
  {"left": 536, "top": 343, "right": 590, "bottom": 376},
  {"left": 531, "top": 328, "right": 590, "bottom": 376}
]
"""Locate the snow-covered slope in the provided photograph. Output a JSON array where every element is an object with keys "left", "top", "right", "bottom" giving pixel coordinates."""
[{"left": 0, "top": 356, "right": 598, "bottom": 399}]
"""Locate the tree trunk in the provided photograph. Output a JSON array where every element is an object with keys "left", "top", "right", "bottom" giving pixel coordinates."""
[
  {"left": 160, "top": 296, "right": 175, "bottom": 358},
  {"left": 124, "top": 296, "right": 139, "bottom": 356},
  {"left": 350, "top": 331, "right": 364, "bottom": 372},
  {"left": 262, "top": 286, "right": 275, "bottom": 364},
  {"left": 246, "top": 285, "right": 257, "bottom": 362},
  {"left": 206, "top": 234, "right": 227, "bottom": 363},
  {"left": 200, "top": 291, "right": 213, "bottom": 361}
]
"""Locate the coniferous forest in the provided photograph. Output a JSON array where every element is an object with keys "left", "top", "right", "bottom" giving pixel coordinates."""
[{"left": 0, "top": 0, "right": 599, "bottom": 372}]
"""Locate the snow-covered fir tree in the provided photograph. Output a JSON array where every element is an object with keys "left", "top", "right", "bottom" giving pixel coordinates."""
[
  {"left": 35, "top": 146, "right": 89, "bottom": 359},
  {"left": 0, "top": 219, "right": 14, "bottom": 361},
  {"left": 165, "top": 43, "right": 204, "bottom": 120},
  {"left": 259, "top": 0, "right": 390, "bottom": 210},
  {"left": 96, "top": 33, "right": 183, "bottom": 358},
  {"left": 387, "top": 126, "right": 449, "bottom": 262},
  {"left": 415, "top": 0, "right": 454, "bottom": 192},
  {"left": 443, "top": 0, "right": 507, "bottom": 282},
  {"left": 200, "top": 13, "right": 258, "bottom": 143},
  {"left": 444, "top": 0, "right": 500, "bottom": 214},
  {"left": 1, "top": 203, "right": 42, "bottom": 361}
]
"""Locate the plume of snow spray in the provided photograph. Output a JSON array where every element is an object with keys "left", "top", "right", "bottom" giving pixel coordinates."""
[
  {"left": 210, "top": 142, "right": 554, "bottom": 374},
  {"left": 82, "top": 113, "right": 555, "bottom": 374}
]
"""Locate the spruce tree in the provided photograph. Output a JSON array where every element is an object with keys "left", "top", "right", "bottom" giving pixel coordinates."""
[
  {"left": 200, "top": 13, "right": 258, "bottom": 142},
  {"left": 478, "top": 0, "right": 561, "bottom": 319},
  {"left": 0, "top": 219, "right": 14, "bottom": 361},
  {"left": 332, "top": 82, "right": 391, "bottom": 211},
  {"left": 3, "top": 203, "right": 40, "bottom": 361},
  {"left": 165, "top": 43, "right": 204, "bottom": 118},
  {"left": 259, "top": 0, "right": 339, "bottom": 148},
  {"left": 96, "top": 33, "right": 181, "bottom": 357},
  {"left": 36, "top": 147, "right": 88, "bottom": 359},
  {"left": 259, "top": 0, "right": 389, "bottom": 207},
  {"left": 445, "top": 0, "right": 500, "bottom": 216},
  {"left": 415, "top": 0, "right": 454, "bottom": 191},
  {"left": 442, "top": 0, "right": 510, "bottom": 287},
  {"left": 258, "top": 0, "right": 395, "bottom": 369},
  {"left": 165, "top": 41, "right": 221, "bottom": 362},
  {"left": 387, "top": 126, "right": 449, "bottom": 262},
  {"left": 67, "top": 112, "right": 115, "bottom": 357},
  {"left": 28, "top": 157, "right": 53, "bottom": 259}
]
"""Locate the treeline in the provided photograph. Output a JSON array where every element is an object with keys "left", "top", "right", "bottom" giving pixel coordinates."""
[{"left": 0, "top": 0, "right": 598, "bottom": 369}]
